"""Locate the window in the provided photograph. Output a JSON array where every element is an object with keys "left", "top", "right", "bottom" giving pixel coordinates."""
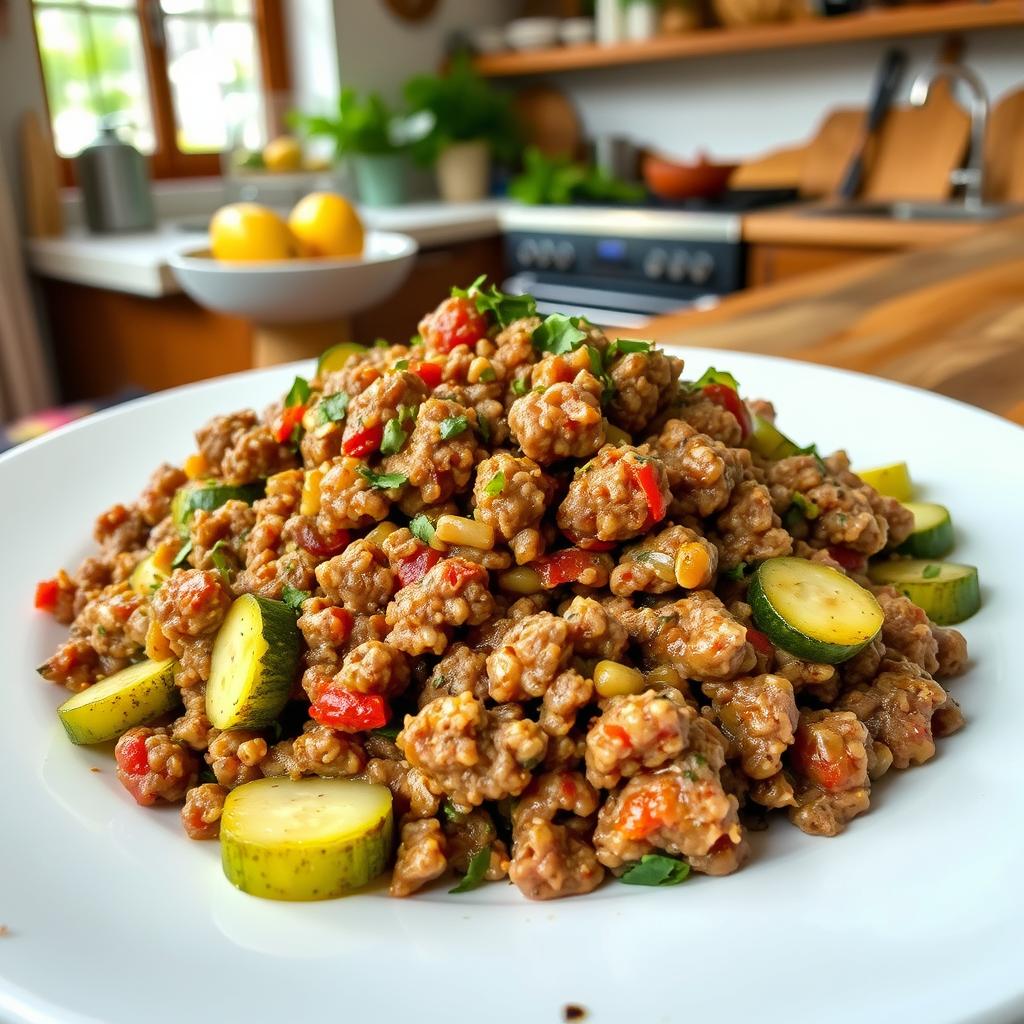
[{"left": 32, "top": 0, "right": 289, "bottom": 179}]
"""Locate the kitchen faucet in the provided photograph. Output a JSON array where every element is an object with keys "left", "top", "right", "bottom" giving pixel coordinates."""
[{"left": 909, "top": 63, "right": 989, "bottom": 208}]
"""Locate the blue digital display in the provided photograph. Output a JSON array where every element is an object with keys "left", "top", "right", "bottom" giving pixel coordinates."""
[{"left": 595, "top": 238, "right": 627, "bottom": 263}]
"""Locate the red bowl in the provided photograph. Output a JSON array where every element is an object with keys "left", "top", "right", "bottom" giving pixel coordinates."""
[{"left": 642, "top": 153, "right": 738, "bottom": 200}]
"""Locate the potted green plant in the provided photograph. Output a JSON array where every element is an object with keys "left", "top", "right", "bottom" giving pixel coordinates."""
[
  {"left": 403, "top": 54, "right": 520, "bottom": 203},
  {"left": 292, "top": 88, "right": 407, "bottom": 207}
]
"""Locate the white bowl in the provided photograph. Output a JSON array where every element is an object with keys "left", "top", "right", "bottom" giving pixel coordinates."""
[
  {"left": 559, "top": 16, "right": 595, "bottom": 46},
  {"left": 471, "top": 25, "right": 507, "bottom": 54},
  {"left": 167, "top": 231, "right": 417, "bottom": 325},
  {"left": 505, "top": 17, "right": 561, "bottom": 51}
]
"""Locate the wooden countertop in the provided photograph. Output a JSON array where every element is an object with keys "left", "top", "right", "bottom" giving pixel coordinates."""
[
  {"left": 740, "top": 203, "right": 986, "bottom": 249},
  {"left": 644, "top": 215, "right": 1024, "bottom": 425}
]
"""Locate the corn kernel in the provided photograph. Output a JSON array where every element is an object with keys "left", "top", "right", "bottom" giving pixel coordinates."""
[
  {"left": 468, "top": 356, "right": 496, "bottom": 384},
  {"left": 365, "top": 520, "right": 400, "bottom": 546},
  {"left": 435, "top": 514, "right": 495, "bottom": 550},
  {"left": 497, "top": 566, "right": 543, "bottom": 594},
  {"left": 300, "top": 469, "right": 323, "bottom": 517},
  {"left": 646, "top": 665, "right": 684, "bottom": 690},
  {"left": 675, "top": 541, "right": 714, "bottom": 589},
  {"left": 302, "top": 406, "right": 320, "bottom": 432},
  {"left": 594, "top": 660, "right": 646, "bottom": 698},
  {"left": 183, "top": 453, "right": 208, "bottom": 480},
  {"left": 145, "top": 617, "right": 172, "bottom": 662}
]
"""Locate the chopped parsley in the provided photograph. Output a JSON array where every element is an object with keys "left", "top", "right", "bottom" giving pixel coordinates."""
[
  {"left": 409, "top": 333, "right": 423, "bottom": 347},
  {"left": 688, "top": 367, "right": 740, "bottom": 393},
  {"left": 476, "top": 416, "right": 491, "bottom": 444},
  {"left": 790, "top": 492, "right": 821, "bottom": 520},
  {"left": 607, "top": 338, "right": 653, "bottom": 361},
  {"left": 281, "top": 584, "right": 310, "bottom": 613},
  {"left": 171, "top": 539, "right": 193, "bottom": 568},
  {"left": 585, "top": 344, "right": 616, "bottom": 401},
  {"left": 409, "top": 514, "right": 436, "bottom": 546},
  {"left": 532, "top": 313, "right": 587, "bottom": 356},
  {"left": 478, "top": 365, "right": 497, "bottom": 383},
  {"left": 209, "top": 539, "right": 232, "bottom": 583},
  {"left": 439, "top": 416, "right": 469, "bottom": 440},
  {"left": 452, "top": 275, "right": 537, "bottom": 328},
  {"left": 373, "top": 338, "right": 390, "bottom": 349},
  {"left": 484, "top": 470, "right": 506, "bottom": 496},
  {"left": 449, "top": 844, "right": 492, "bottom": 894},
  {"left": 441, "top": 798, "right": 468, "bottom": 824},
  {"left": 393, "top": 358, "right": 410, "bottom": 370},
  {"left": 512, "top": 377, "right": 530, "bottom": 396},
  {"left": 922, "top": 564, "right": 941, "bottom": 579},
  {"left": 620, "top": 854, "right": 691, "bottom": 887},
  {"left": 380, "top": 418, "right": 408, "bottom": 456},
  {"left": 318, "top": 391, "right": 350, "bottom": 424},
  {"left": 285, "top": 375, "right": 311, "bottom": 407},
  {"left": 357, "top": 467, "right": 408, "bottom": 490}
]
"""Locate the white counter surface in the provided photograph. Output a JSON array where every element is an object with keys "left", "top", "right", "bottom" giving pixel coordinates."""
[{"left": 25, "top": 200, "right": 505, "bottom": 298}]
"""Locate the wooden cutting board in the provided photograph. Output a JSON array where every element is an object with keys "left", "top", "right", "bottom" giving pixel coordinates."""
[
  {"left": 19, "top": 110, "right": 63, "bottom": 238},
  {"left": 860, "top": 79, "right": 969, "bottom": 202},
  {"left": 798, "top": 108, "right": 865, "bottom": 198},
  {"left": 986, "top": 87, "right": 1024, "bottom": 203}
]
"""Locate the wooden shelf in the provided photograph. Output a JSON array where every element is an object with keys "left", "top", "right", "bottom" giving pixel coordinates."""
[{"left": 474, "top": 2, "right": 1024, "bottom": 77}]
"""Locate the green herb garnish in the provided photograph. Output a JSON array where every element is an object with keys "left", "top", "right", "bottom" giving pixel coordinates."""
[
  {"left": 922, "top": 564, "right": 941, "bottom": 579},
  {"left": 476, "top": 416, "right": 491, "bottom": 444},
  {"left": 452, "top": 276, "right": 537, "bottom": 328},
  {"left": 281, "top": 584, "right": 310, "bottom": 613},
  {"left": 449, "top": 845, "right": 491, "bottom": 894},
  {"left": 607, "top": 338, "right": 653, "bottom": 361},
  {"left": 484, "top": 470, "right": 506, "bottom": 496},
  {"left": 358, "top": 467, "right": 408, "bottom": 490},
  {"left": 172, "top": 540, "right": 193, "bottom": 568},
  {"left": 532, "top": 313, "right": 586, "bottom": 356},
  {"left": 440, "top": 416, "right": 469, "bottom": 440},
  {"left": 688, "top": 367, "right": 740, "bottom": 393},
  {"left": 318, "top": 391, "right": 350, "bottom": 424},
  {"left": 619, "top": 854, "right": 691, "bottom": 887},
  {"left": 285, "top": 375, "right": 311, "bottom": 407},
  {"left": 409, "top": 514, "right": 436, "bottom": 545},
  {"left": 512, "top": 377, "right": 530, "bottom": 396},
  {"left": 209, "top": 539, "right": 232, "bottom": 583},
  {"left": 371, "top": 724, "right": 401, "bottom": 741},
  {"left": 380, "top": 418, "right": 408, "bottom": 456},
  {"left": 441, "top": 798, "right": 468, "bottom": 824},
  {"left": 790, "top": 492, "right": 821, "bottom": 520},
  {"left": 478, "top": 365, "right": 497, "bottom": 383},
  {"left": 393, "top": 358, "right": 410, "bottom": 370}
]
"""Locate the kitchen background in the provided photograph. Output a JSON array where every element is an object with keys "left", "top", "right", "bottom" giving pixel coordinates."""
[{"left": 1, "top": 0, "right": 1023, "bottom": 437}]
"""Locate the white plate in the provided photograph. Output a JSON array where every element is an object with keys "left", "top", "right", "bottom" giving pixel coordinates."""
[{"left": 2, "top": 351, "right": 1023, "bottom": 1024}]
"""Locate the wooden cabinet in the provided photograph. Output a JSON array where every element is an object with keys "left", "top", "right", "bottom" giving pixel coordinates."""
[
  {"left": 41, "top": 236, "right": 504, "bottom": 402},
  {"left": 747, "top": 244, "right": 889, "bottom": 288}
]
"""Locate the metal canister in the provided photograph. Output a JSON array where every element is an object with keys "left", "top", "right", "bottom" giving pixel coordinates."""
[{"left": 76, "top": 124, "right": 156, "bottom": 234}]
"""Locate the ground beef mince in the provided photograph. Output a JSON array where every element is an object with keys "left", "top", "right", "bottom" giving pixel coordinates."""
[{"left": 36, "top": 284, "right": 973, "bottom": 902}]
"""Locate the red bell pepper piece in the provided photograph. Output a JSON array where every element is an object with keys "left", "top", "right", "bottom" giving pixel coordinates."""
[
  {"left": 410, "top": 360, "right": 443, "bottom": 389},
  {"left": 421, "top": 296, "right": 487, "bottom": 354},
  {"left": 395, "top": 546, "right": 441, "bottom": 587},
  {"left": 273, "top": 404, "right": 306, "bottom": 443},
  {"left": 702, "top": 382, "right": 752, "bottom": 438},
  {"left": 440, "top": 558, "right": 484, "bottom": 589},
  {"left": 746, "top": 627, "right": 774, "bottom": 656},
  {"left": 616, "top": 782, "right": 674, "bottom": 841},
  {"left": 560, "top": 529, "right": 616, "bottom": 552},
  {"left": 342, "top": 421, "right": 383, "bottom": 458},
  {"left": 628, "top": 461, "right": 667, "bottom": 527},
  {"left": 116, "top": 733, "right": 150, "bottom": 776},
  {"left": 310, "top": 689, "right": 389, "bottom": 732},
  {"left": 35, "top": 578, "right": 60, "bottom": 612},
  {"left": 827, "top": 545, "right": 866, "bottom": 572},
  {"left": 295, "top": 520, "right": 350, "bottom": 559},
  {"left": 533, "top": 548, "right": 604, "bottom": 588},
  {"left": 790, "top": 723, "right": 850, "bottom": 792}
]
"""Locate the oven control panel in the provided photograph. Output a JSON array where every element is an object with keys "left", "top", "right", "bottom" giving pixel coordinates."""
[{"left": 505, "top": 232, "right": 744, "bottom": 299}]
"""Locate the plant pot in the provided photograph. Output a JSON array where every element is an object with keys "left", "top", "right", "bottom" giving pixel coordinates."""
[
  {"left": 623, "top": 2, "right": 660, "bottom": 40},
  {"left": 351, "top": 153, "right": 406, "bottom": 208},
  {"left": 436, "top": 140, "right": 490, "bottom": 203}
]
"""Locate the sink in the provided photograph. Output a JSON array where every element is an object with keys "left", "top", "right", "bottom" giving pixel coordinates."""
[{"left": 803, "top": 201, "right": 1020, "bottom": 222}]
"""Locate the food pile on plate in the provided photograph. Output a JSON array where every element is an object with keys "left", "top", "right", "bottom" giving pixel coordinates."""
[{"left": 34, "top": 280, "right": 979, "bottom": 901}]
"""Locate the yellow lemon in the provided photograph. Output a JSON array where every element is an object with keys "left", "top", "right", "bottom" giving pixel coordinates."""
[
  {"left": 209, "top": 203, "right": 298, "bottom": 262},
  {"left": 288, "top": 192, "right": 364, "bottom": 259},
  {"left": 262, "top": 135, "right": 302, "bottom": 173}
]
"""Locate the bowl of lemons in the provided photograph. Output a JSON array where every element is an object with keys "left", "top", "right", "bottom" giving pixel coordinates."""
[{"left": 168, "top": 193, "right": 417, "bottom": 325}]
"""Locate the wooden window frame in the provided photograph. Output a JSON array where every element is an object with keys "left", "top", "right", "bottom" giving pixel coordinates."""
[{"left": 30, "top": 0, "right": 290, "bottom": 185}]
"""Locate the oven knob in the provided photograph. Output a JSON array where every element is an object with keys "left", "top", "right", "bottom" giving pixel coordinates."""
[
  {"left": 515, "top": 238, "right": 538, "bottom": 268},
  {"left": 554, "top": 240, "right": 576, "bottom": 271},
  {"left": 537, "top": 239, "right": 556, "bottom": 269},
  {"left": 689, "top": 250, "right": 715, "bottom": 285},
  {"left": 667, "top": 250, "right": 690, "bottom": 282},
  {"left": 643, "top": 247, "right": 668, "bottom": 280}
]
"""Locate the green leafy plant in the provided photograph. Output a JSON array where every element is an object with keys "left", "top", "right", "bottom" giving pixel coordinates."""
[
  {"left": 403, "top": 53, "right": 520, "bottom": 165},
  {"left": 509, "top": 146, "right": 646, "bottom": 205},
  {"left": 291, "top": 87, "right": 404, "bottom": 159}
]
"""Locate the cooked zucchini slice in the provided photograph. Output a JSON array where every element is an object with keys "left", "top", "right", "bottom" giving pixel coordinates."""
[
  {"left": 895, "top": 502, "right": 954, "bottom": 559},
  {"left": 868, "top": 559, "right": 980, "bottom": 626},
  {"left": 57, "top": 658, "right": 179, "bottom": 744},
  {"left": 220, "top": 778, "right": 393, "bottom": 901},
  {"left": 171, "top": 480, "right": 264, "bottom": 538},
  {"left": 749, "top": 557, "right": 883, "bottom": 664},
  {"left": 854, "top": 461, "right": 914, "bottom": 502},
  {"left": 747, "top": 416, "right": 803, "bottom": 461},
  {"left": 317, "top": 342, "right": 367, "bottom": 376},
  {"left": 206, "top": 594, "right": 300, "bottom": 730},
  {"left": 129, "top": 544, "right": 175, "bottom": 596}
]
